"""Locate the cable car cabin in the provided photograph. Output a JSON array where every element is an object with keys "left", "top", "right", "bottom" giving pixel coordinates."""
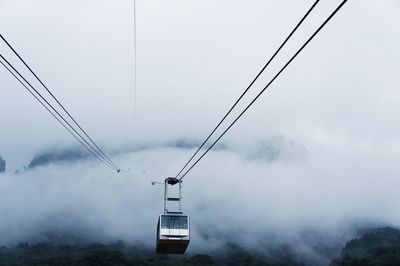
[
  {"left": 156, "top": 177, "right": 190, "bottom": 254},
  {"left": 156, "top": 214, "right": 190, "bottom": 254}
]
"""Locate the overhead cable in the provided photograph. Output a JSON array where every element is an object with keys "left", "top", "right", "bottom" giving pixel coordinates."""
[
  {"left": 133, "top": 0, "right": 138, "bottom": 145},
  {"left": 0, "top": 54, "right": 119, "bottom": 171},
  {"left": 0, "top": 58, "right": 117, "bottom": 171},
  {"left": 0, "top": 34, "right": 121, "bottom": 172},
  {"left": 174, "top": 0, "right": 320, "bottom": 179},
  {"left": 179, "top": 0, "right": 348, "bottom": 180}
]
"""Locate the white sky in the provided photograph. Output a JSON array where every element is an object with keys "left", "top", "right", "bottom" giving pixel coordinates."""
[{"left": 1, "top": 0, "right": 399, "bottom": 168}]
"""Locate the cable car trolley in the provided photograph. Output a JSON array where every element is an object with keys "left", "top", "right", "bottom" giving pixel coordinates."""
[{"left": 156, "top": 177, "right": 190, "bottom": 254}]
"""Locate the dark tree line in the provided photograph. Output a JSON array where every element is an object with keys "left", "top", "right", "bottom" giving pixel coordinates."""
[
  {"left": 2, "top": 227, "right": 400, "bottom": 266},
  {"left": 0, "top": 242, "right": 274, "bottom": 266},
  {"left": 331, "top": 227, "right": 400, "bottom": 266}
]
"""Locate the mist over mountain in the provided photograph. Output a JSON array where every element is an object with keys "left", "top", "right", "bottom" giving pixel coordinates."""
[
  {"left": 22, "top": 136, "right": 302, "bottom": 170},
  {"left": 27, "top": 149, "right": 89, "bottom": 169},
  {"left": 0, "top": 133, "right": 399, "bottom": 266},
  {"left": 331, "top": 227, "right": 400, "bottom": 266},
  {"left": 234, "top": 135, "right": 309, "bottom": 163}
]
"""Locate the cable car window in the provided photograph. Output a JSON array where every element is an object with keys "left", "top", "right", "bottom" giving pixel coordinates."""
[
  {"left": 180, "top": 216, "right": 188, "bottom": 229},
  {"left": 161, "top": 216, "right": 169, "bottom": 229},
  {"left": 161, "top": 216, "right": 188, "bottom": 230},
  {"left": 172, "top": 217, "right": 180, "bottom": 229}
]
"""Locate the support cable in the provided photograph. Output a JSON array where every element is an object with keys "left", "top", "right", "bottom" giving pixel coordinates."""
[
  {"left": 174, "top": 0, "right": 320, "bottom": 179},
  {"left": 0, "top": 34, "right": 120, "bottom": 172},
  {"left": 0, "top": 58, "right": 116, "bottom": 170},
  {"left": 131, "top": 0, "right": 138, "bottom": 177},
  {"left": 0, "top": 54, "right": 119, "bottom": 171},
  {"left": 133, "top": 0, "right": 138, "bottom": 146},
  {"left": 179, "top": 0, "right": 348, "bottom": 180}
]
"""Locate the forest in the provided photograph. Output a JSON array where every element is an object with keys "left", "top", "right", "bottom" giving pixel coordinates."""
[{"left": 1, "top": 227, "right": 400, "bottom": 266}]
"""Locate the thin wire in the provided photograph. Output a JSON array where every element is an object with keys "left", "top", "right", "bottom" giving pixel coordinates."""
[
  {"left": 133, "top": 0, "right": 138, "bottom": 147},
  {"left": 179, "top": 0, "right": 348, "bottom": 180},
  {"left": 142, "top": 171, "right": 163, "bottom": 186},
  {"left": 0, "top": 34, "right": 120, "bottom": 171},
  {"left": 0, "top": 55, "right": 116, "bottom": 171},
  {"left": 132, "top": 0, "right": 138, "bottom": 176},
  {"left": 0, "top": 58, "right": 116, "bottom": 170},
  {"left": 0, "top": 54, "right": 118, "bottom": 171},
  {"left": 174, "top": 0, "right": 320, "bottom": 179}
]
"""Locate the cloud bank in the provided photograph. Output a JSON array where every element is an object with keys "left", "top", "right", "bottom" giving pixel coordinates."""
[{"left": 1, "top": 135, "right": 399, "bottom": 265}]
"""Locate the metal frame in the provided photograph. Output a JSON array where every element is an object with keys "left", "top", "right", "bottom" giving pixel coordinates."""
[{"left": 163, "top": 177, "right": 183, "bottom": 214}]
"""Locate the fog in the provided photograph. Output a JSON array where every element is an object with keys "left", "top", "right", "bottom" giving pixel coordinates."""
[
  {"left": 1, "top": 0, "right": 400, "bottom": 264},
  {"left": 1, "top": 136, "right": 400, "bottom": 264}
]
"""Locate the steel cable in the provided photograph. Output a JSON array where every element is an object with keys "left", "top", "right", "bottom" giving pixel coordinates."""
[
  {"left": 0, "top": 54, "right": 119, "bottom": 171},
  {"left": 0, "top": 58, "right": 116, "bottom": 170},
  {"left": 179, "top": 0, "right": 348, "bottom": 180},
  {"left": 174, "top": 0, "right": 321, "bottom": 179},
  {"left": 0, "top": 34, "right": 120, "bottom": 171}
]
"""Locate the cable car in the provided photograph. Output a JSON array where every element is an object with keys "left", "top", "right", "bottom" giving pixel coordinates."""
[{"left": 156, "top": 177, "right": 190, "bottom": 254}]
